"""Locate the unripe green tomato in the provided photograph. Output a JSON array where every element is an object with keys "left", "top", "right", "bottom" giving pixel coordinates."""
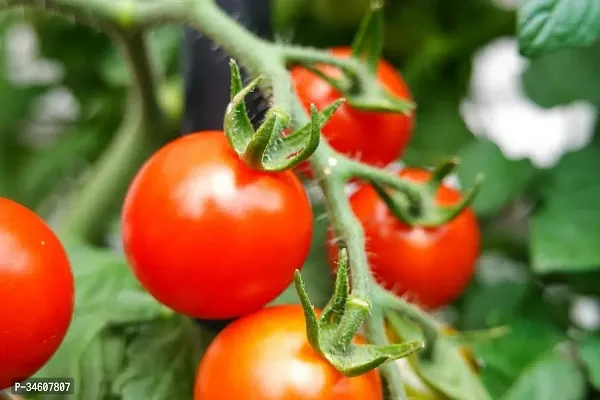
[
  {"left": 310, "top": 0, "right": 371, "bottom": 27},
  {"left": 158, "top": 77, "right": 183, "bottom": 125}
]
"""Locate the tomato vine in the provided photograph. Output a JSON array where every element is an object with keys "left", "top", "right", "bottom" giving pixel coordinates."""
[{"left": 1, "top": 0, "right": 483, "bottom": 398}]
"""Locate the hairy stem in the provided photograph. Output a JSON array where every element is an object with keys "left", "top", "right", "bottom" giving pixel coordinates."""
[
  {"left": 59, "top": 32, "right": 167, "bottom": 243},
  {"left": 366, "top": 310, "right": 408, "bottom": 399}
]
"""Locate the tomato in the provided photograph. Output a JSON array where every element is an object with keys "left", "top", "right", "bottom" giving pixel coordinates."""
[
  {"left": 0, "top": 198, "right": 74, "bottom": 390},
  {"left": 194, "top": 304, "right": 383, "bottom": 400},
  {"left": 121, "top": 131, "right": 313, "bottom": 320},
  {"left": 327, "top": 168, "right": 479, "bottom": 309},
  {"left": 291, "top": 47, "right": 414, "bottom": 176}
]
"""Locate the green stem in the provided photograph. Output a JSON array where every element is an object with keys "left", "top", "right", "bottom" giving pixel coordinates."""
[
  {"left": 366, "top": 309, "right": 408, "bottom": 400},
  {"left": 3, "top": 0, "right": 191, "bottom": 29},
  {"left": 2, "top": 0, "right": 446, "bottom": 397},
  {"left": 59, "top": 32, "right": 167, "bottom": 243},
  {"left": 375, "top": 286, "right": 440, "bottom": 360}
]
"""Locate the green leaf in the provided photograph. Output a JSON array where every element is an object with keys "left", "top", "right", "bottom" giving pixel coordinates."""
[
  {"left": 63, "top": 239, "right": 172, "bottom": 323},
  {"left": 387, "top": 312, "right": 491, "bottom": 400},
  {"left": 474, "top": 319, "right": 572, "bottom": 398},
  {"left": 351, "top": 0, "right": 385, "bottom": 72},
  {"left": 35, "top": 313, "right": 107, "bottom": 400},
  {"left": 35, "top": 239, "right": 172, "bottom": 397},
  {"left": 18, "top": 124, "right": 109, "bottom": 210},
  {"left": 531, "top": 146, "right": 600, "bottom": 273},
  {"left": 113, "top": 316, "right": 209, "bottom": 400},
  {"left": 578, "top": 335, "right": 600, "bottom": 390},
  {"left": 101, "top": 26, "right": 181, "bottom": 86},
  {"left": 403, "top": 94, "right": 475, "bottom": 168},
  {"left": 462, "top": 282, "right": 530, "bottom": 330},
  {"left": 518, "top": 0, "right": 600, "bottom": 57},
  {"left": 502, "top": 348, "right": 586, "bottom": 400},
  {"left": 522, "top": 43, "right": 600, "bottom": 108},
  {"left": 456, "top": 139, "right": 536, "bottom": 218}
]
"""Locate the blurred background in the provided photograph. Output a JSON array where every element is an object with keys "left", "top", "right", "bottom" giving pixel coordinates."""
[{"left": 2, "top": 0, "right": 600, "bottom": 397}]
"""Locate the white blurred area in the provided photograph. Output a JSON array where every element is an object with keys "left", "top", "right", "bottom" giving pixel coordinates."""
[
  {"left": 4, "top": 22, "right": 80, "bottom": 144},
  {"left": 460, "top": 37, "right": 597, "bottom": 169}
]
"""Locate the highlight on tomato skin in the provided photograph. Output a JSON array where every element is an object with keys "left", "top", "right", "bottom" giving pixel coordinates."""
[
  {"left": 193, "top": 304, "right": 384, "bottom": 400},
  {"left": 0, "top": 198, "right": 75, "bottom": 391},
  {"left": 121, "top": 131, "right": 314, "bottom": 320},
  {"left": 291, "top": 46, "right": 415, "bottom": 177},
  {"left": 327, "top": 168, "right": 480, "bottom": 310}
]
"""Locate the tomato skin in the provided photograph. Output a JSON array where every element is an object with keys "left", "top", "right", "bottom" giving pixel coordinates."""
[
  {"left": 291, "top": 47, "right": 414, "bottom": 175},
  {"left": 194, "top": 305, "right": 383, "bottom": 400},
  {"left": 0, "top": 198, "right": 74, "bottom": 390},
  {"left": 121, "top": 131, "right": 313, "bottom": 320},
  {"left": 328, "top": 168, "right": 479, "bottom": 309}
]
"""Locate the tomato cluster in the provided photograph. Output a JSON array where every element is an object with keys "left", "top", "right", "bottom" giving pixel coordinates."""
[
  {"left": 117, "top": 47, "right": 480, "bottom": 398},
  {"left": 291, "top": 47, "right": 414, "bottom": 176},
  {"left": 0, "top": 198, "right": 74, "bottom": 390},
  {"left": 0, "top": 47, "right": 480, "bottom": 397},
  {"left": 327, "top": 169, "right": 480, "bottom": 309}
]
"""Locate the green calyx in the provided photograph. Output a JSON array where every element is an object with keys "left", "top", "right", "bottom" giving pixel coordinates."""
[
  {"left": 224, "top": 59, "right": 343, "bottom": 172},
  {"left": 294, "top": 248, "right": 425, "bottom": 377},
  {"left": 370, "top": 159, "right": 484, "bottom": 227},
  {"left": 284, "top": 0, "right": 414, "bottom": 115}
]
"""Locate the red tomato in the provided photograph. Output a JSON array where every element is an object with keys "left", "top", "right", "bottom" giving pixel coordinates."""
[
  {"left": 0, "top": 198, "right": 74, "bottom": 390},
  {"left": 194, "top": 304, "right": 383, "bottom": 400},
  {"left": 121, "top": 131, "right": 313, "bottom": 320},
  {"left": 291, "top": 47, "right": 414, "bottom": 176},
  {"left": 327, "top": 168, "right": 479, "bottom": 309}
]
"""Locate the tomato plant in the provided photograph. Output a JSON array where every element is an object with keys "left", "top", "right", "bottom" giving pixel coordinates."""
[
  {"left": 0, "top": 198, "right": 74, "bottom": 390},
  {"left": 3, "top": 0, "right": 600, "bottom": 399},
  {"left": 121, "top": 131, "right": 313, "bottom": 319},
  {"left": 291, "top": 47, "right": 414, "bottom": 174},
  {"left": 328, "top": 168, "right": 480, "bottom": 309},
  {"left": 194, "top": 305, "right": 383, "bottom": 400}
]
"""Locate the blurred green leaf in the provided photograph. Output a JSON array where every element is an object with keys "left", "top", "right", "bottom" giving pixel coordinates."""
[
  {"left": 403, "top": 95, "right": 475, "bottom": 168},
  {"left": 272, "top": 201, "right": 334, "bottom": 308},
  {"left": 64, "top": 239, "right": 172, "bottom": 324},
  {"left": 518, "top": 0, "right": 600, "bottom": 57},
  {"left": 387, "top": 312, "right": 491, "bottom": 400},
  {"left": 531, "top": 146, "right": 600, "bottom": 273},
  {"left": 309, "top": 0, "right": 371, "bottom": 28},
  {"left": 18, "top": 124, "right": 109, "bottom": 209},
  {"left": 0, "top": 15, "right": 49, "bottom": 199},
  {"left": 462, "top": 283, "right": 530, "bottom": 330},
  {"left": 474, "top": 319, "right": 573, "bottom": 399},
  {"left": 456, "top": 139, "right": 536, "bottom": 218},
  {"left": 35, "top": 239, "right": 172, "bottom": 396},
  {"left": 35, "top": 313, "right": 108, "bottom": 400},
  {"left": 113, "top": 316, "right": 207, "bottom": 400},
  {"left": 501, "top": 347, "right": 586, "bottom": 400},
  {"left": 101, "top": 26, "right": 181, "bottom": 87},
  {"left": 578, "top": 335, "right": 600, "bottom": 390},
  {"left": 522, "top": 43, "right": 600, "bottom": 107}
]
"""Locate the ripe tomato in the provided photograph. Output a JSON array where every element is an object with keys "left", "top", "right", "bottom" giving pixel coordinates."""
[
  {"left": 0, "top": 198, "right": 74, "bottom": 390},
  {"left": 328, "top": 168, "right": 479, "bottom": 309},
  {"left": 121, "top": 131, "right": 313, "bottom": 320},
  {"left": 291, "top": 47, "right": 414, "bottom": 175},
  {"left": 194, "top": 305, "right": 383, "bottom": 400}
]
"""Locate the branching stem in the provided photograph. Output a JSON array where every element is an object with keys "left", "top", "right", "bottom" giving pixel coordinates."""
[{"left": 0, "top": 0, "right": 445, "bottom": 397}]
